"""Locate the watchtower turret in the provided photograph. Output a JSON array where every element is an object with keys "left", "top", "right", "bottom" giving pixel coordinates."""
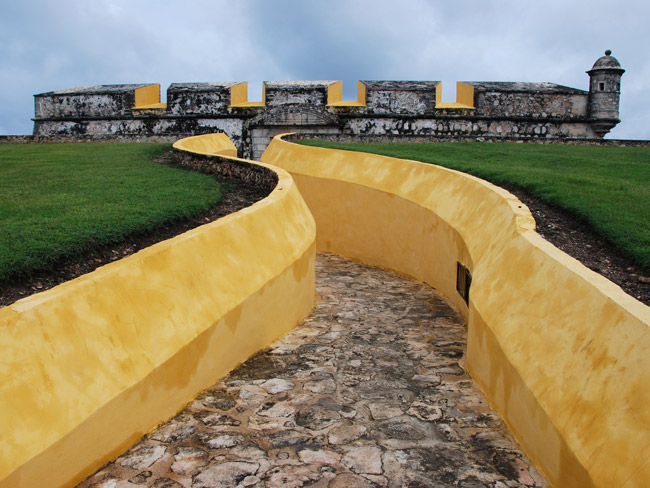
[{"left": 587, "top": 50, "right": 625, "bottom": 137}]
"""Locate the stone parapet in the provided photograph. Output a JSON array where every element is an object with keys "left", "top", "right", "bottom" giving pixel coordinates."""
[
  {"left": 469, "top": 82, "right": 589, "bottom": 119},
  {"left": 264, "top": 81, "right": 333, "bottom": 107},
  {"left": 166, "top": 82, "right": 238, "bottom": 116},
  {"left": 362, "top": 81, "right": 439, "bottom": 115},
  {"left": 34, "top": 84, "right": 152, "bottom": 119},
  {"left": 31, "top": 54, "right": 627, "bottom": 156}
]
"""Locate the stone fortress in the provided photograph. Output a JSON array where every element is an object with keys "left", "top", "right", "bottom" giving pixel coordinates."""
[{"left": 32, "top": 51, "right": 624, "bottom": 159}]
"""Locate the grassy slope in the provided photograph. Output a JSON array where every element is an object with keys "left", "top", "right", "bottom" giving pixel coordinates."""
[
  {"left": 299, "top": 140, "right": 650, "bottom": 272},
  {"left": 0, "top": 143, "right": 222, "bottom": 281}
]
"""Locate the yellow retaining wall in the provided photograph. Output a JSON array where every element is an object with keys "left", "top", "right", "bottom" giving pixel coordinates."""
[
  {"left": 261, "top": 135, "right": 650, "bottom": 488},
  {"left": 172, "top": 132, "right": 238, "bottom": 158},
  {"left": 0, "top": 135, "right": 316, "bottom": 487}
]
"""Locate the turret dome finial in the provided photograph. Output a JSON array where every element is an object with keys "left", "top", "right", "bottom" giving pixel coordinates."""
[{"left": 605, "top": 49, "right": 612, "bottom": 56}]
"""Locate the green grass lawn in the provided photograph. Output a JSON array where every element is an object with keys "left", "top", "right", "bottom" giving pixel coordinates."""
[
  {"left": 0, "top": 143, "right": 222, "bottom": 281},
  {"left": 299, "top": 140, "right": 650, "bottom": 272}
]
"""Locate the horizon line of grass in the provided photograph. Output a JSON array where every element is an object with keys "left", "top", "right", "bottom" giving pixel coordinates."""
[
  {"left": 299, "top": 140, "right": 650, "bottom": 273},
  {"left": 0, "top": 142, "right": 222, "bottom": 282}
]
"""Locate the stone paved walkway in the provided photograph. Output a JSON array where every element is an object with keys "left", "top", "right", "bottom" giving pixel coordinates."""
[{"left": 78, "top": 254, "right": 547, "bottom": 488}]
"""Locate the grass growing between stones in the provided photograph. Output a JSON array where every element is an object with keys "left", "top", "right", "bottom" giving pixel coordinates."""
[
  {"left": 299, "top": 140, "right": 650, "bottom": 272},
  {"left": 0, "top": 143, "right": 222, "bottom": 281}
]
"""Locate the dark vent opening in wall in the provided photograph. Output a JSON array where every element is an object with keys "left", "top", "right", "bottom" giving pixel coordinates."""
[{"left": 456, "top": 262, "right": 472, "bottom": 305}]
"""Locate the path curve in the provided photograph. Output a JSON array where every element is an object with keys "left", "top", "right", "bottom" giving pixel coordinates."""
[{"left": 78, "top": 254, "right": 546, "bottom": 488}]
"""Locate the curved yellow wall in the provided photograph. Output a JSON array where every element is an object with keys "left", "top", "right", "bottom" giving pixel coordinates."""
[
  {"left": 261, "top": 135, "right": 650, "bottom": 488},
  {"left": 0, "top": 135, "right": 316, "bottom": 487},
  {"left": 172, "top": 132, "right": 238, "bottom": 157}
]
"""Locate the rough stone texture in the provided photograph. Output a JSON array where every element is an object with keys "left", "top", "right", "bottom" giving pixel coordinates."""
[
  {"left": 363, "top": 81, "right": 439, "bottom": 116},
  {"left": 77, "top": 254, "right": 547, "bottom": 488},
  {"left": 172, "top": 151, "right": 278, "bottom": 192},
  {"left": 32, "top": 55, "right": 625, "bottom": 157},
  {"left": 249, "top": 126, "right": 340, "bottom": 160},
  {"left": 167, "top": 83, "right": 239, "bottom": 116},
  {"left": 342, "top": 116, "right": 599, "bottom": 139},
  {"left": 0, "top": 135, "right": 36, "bottom": 143},
  {"left": 33, "top": 84, "right": 155, "bottom": 119},
  {"left": 469, "top": 83, "right": 589, "bottom": 119},
  {"left": 33, "top": 117, "right": 245, "bottom": 150},
  {"left": 264, "top": 81, "right": 334, "bottom": 107}
]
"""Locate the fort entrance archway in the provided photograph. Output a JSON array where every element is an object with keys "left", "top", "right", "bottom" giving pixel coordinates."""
[{"left": 247, "top": 105, "right": 340, "bottom": 160}]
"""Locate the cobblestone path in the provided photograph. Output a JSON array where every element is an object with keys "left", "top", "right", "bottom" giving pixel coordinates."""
[{"left": 79, "top": 253, "right": 546, "bottom": 488}]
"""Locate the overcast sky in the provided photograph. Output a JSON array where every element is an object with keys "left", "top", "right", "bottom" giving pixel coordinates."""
[{"left": 1, "top": 0, "right": 647, "bottom": 139}]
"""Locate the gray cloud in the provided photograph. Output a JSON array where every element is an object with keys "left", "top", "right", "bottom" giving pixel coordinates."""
[{"left": 0, "top": 0, "right": 647, "bottom": 139}]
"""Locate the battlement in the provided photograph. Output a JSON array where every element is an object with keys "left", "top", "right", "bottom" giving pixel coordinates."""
[
  {"left": 33, "top": 79, "right": 591, "bottom": 119},
  {"left": 34, "top": 84, "right": 153, "bottom": 119},
  {"left": 32, "top": 53, "right": 624, "bottom": 158}
]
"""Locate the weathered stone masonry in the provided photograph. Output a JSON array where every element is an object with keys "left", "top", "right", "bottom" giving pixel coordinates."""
[{"left": 32, "top": 52, "right": 624, "bottom": 159}]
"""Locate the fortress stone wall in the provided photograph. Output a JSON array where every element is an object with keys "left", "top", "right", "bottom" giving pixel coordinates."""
[{"left": 32, "top": 52, "right": 624, "bottom": 159}]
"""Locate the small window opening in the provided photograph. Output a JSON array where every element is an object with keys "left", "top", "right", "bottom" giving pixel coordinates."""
[
  {"left": 598, "top": 82, "right": 606, "bottom": 91},
  {"left": 456, "top": 262, "right": 472, "bottom": 305}
]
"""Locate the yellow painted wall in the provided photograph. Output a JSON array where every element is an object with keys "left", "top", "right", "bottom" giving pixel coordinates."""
[
  {"left": 327, "top": 81, "right": 367, "bottom": 107},
  {"left": 456, "top": 82, "right": 475, "bottom": 107},
  {"left": 435, "top": 81, "right": 475, "bottom": 109},
  {"left": 0, "top": 135, "right": 316, "bottom": 487},
  {"left": 327, "top": 81, "right": 343, "bottom": 105},
  {"left": 230, "top": 82, "right": 266, "bottom": 107},
  {"left": 172, "top": 132, "right": 238, "bottom": 157},
  {"left": 261, "top": 135, "right": 650, "bottom": 488},
  {"left": 132, "top": 84, "right": 167, "bottom": 110}
]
